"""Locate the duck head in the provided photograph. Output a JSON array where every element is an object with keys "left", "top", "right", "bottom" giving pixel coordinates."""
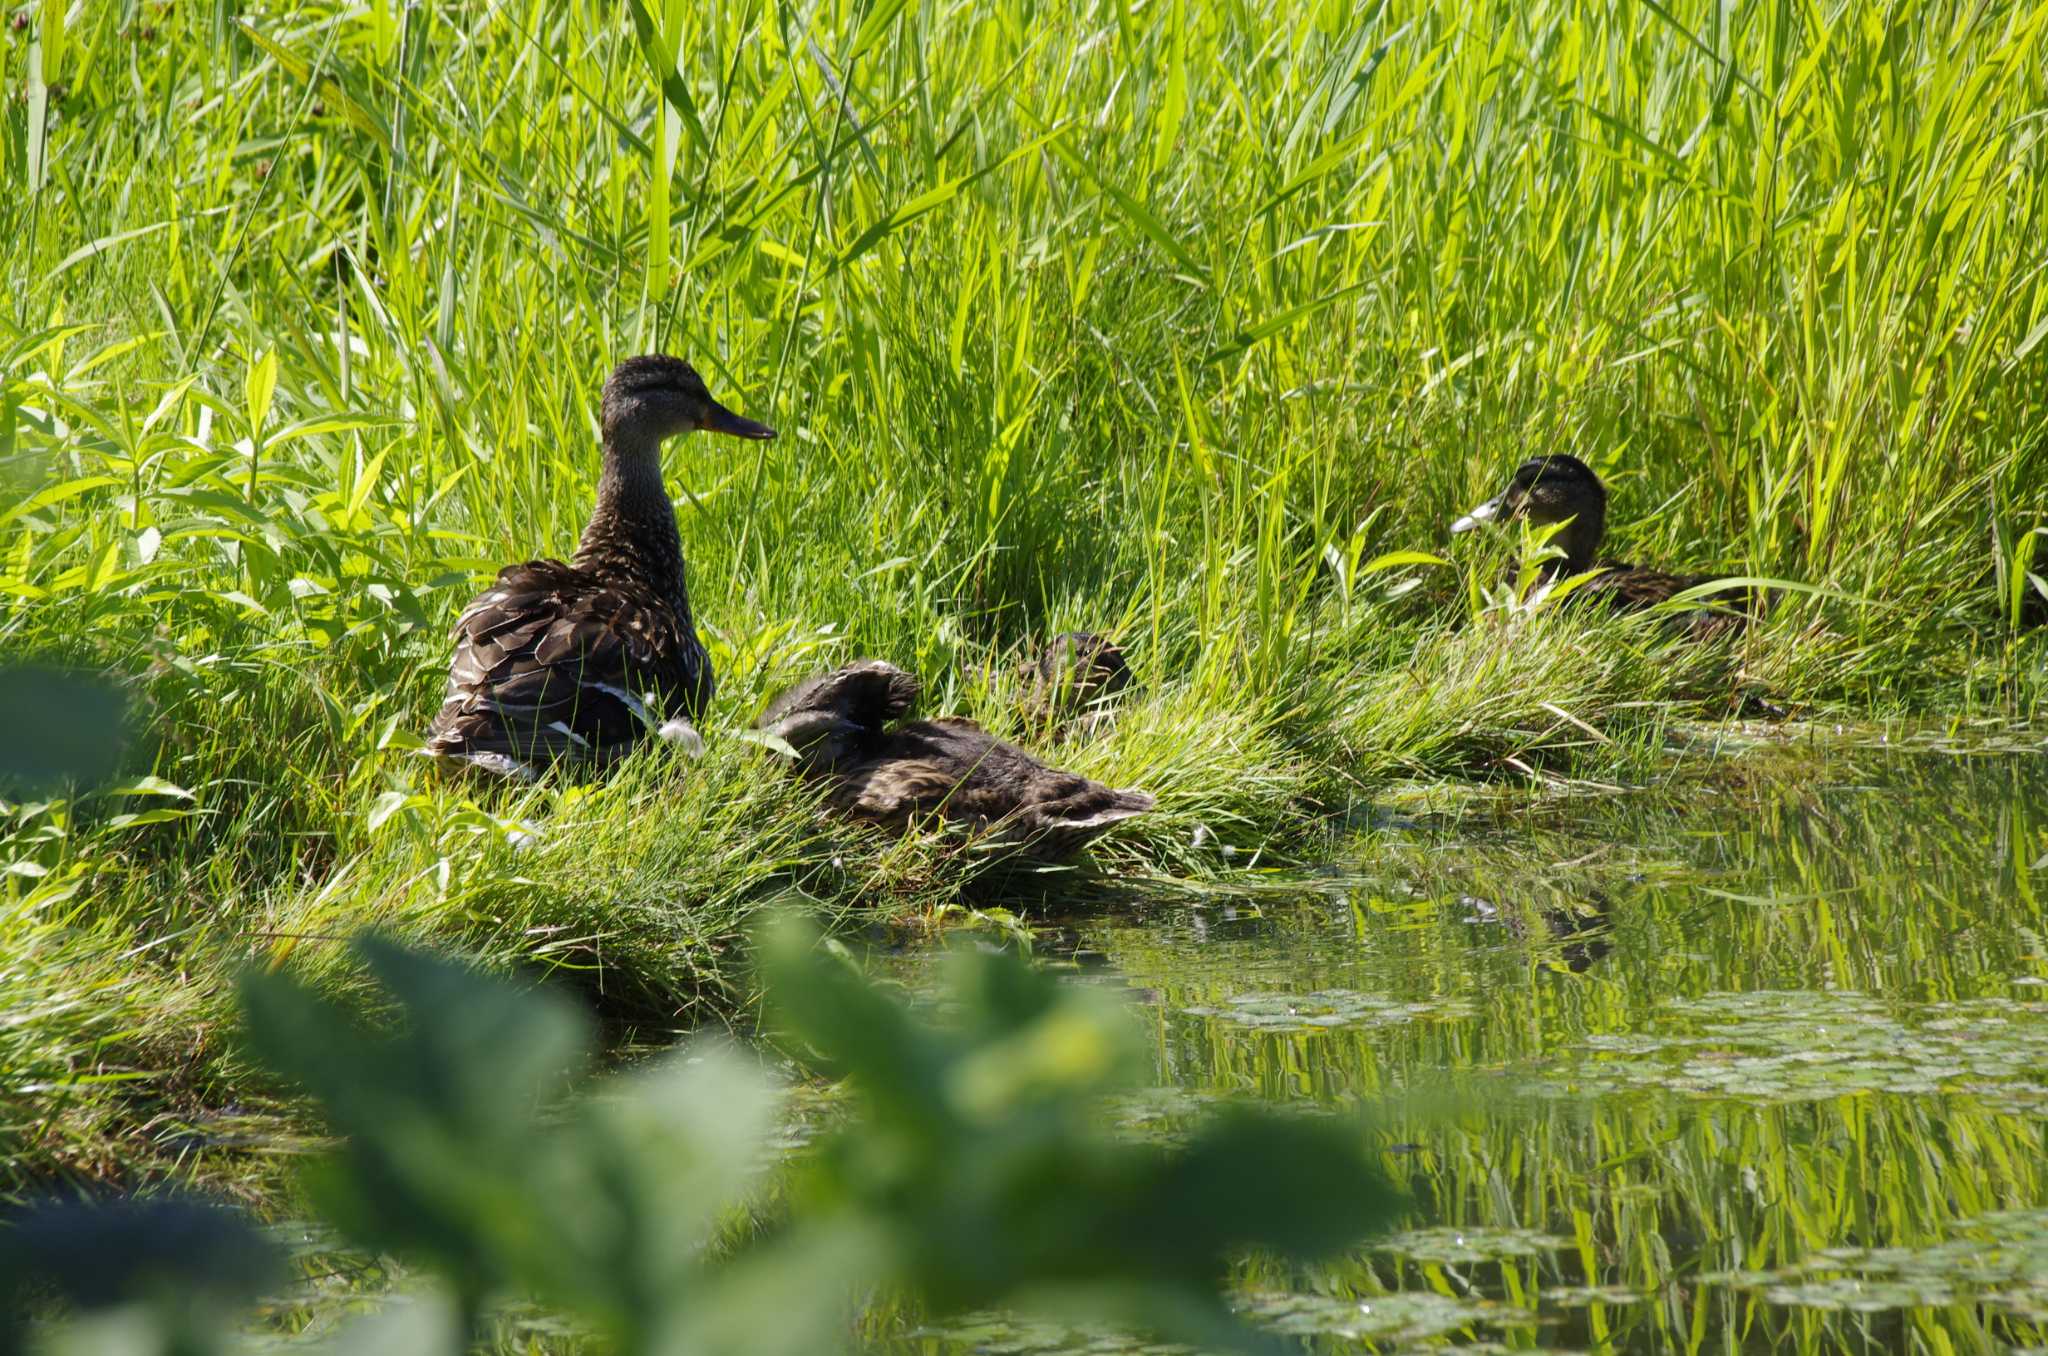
[
  {"left": 1451, "top": 453, "right": 1608, "bottom": 572},
  {"left": 601, "top": 355, "right": 776, "bottom": 453},
  {"left": 1031, "top": 632, "right": 1132, "bottom": 703}
]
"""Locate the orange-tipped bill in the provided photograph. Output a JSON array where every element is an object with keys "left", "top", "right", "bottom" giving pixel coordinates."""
[{"left": 700, "top": 399, "right": 776, "bottom": 440}]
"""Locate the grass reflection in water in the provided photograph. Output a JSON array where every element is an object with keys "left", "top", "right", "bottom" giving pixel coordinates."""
[{"left": 898, "top": 736, "right": 2048, "bottom": 1354}]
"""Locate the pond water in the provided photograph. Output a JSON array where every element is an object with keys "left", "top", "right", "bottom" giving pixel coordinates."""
[{"left": 887, "top": 727, "right": 2048, "bottom": 1355}]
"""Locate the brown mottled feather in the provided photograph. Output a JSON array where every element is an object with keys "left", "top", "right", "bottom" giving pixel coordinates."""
[
  {"left": 1573, "top": 564, "right": 1754, "bottom": 637},
  {"left": 758, "top": 659, "right": 1154, "bottom": 861},
  {"left": 425, "top": 559, "right": 710, "bottom": 767},
  {"left": 425, "top": 354, "right": 769, "bottom": 774}
]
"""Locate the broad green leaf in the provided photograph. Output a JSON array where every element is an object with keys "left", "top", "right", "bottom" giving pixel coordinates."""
[
  {"left": 268, "top": 415, "right": 397, "bottom": 446},
  {"left": 1360, "top": 549, "right": 1449, "bottom": 573},
  {"left": 365, "top": 789, "right": 423, "bottom": 832},
  {"left": 50, "top": 224, "right": 181, "bottom": 280},
  {"left": 103, "top": 775, "right": 194, "bottom": 800},
  {"left": 244, "top": 348, "right": 278, "bottom": 439},
  {"left": 623, "top": 0, "right": 711, "bottom": 157},
  {"left": 0, "top": 475, "right": 125, "bottom": 529}
]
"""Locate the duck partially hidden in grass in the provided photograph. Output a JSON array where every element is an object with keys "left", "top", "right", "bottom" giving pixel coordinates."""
[
  {"left": 425, "top": 356, "right": 774, "bottom": 779},
  {"left": 1017, "top": 631, "right": 1133, "bottom": 738},
  {"left": 757, "top": 659, "right": 1155, "bottom": 861},
  {"left": 1450, "top": 454, "right": 1750, "bottom": 636}
]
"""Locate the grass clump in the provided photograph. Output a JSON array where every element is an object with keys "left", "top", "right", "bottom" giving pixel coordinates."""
[{"left": 2, "top": 0, "right": 2046, "bottom": 1194}]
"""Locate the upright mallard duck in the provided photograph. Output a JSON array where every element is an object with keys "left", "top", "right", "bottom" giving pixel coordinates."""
[
  {"left": 426, "top": 356, "right": 774, "bottom": 777},
  {"left": 1017, "top": 631, "right": 1132, "bottom": 737},
  {"left": 1451, "top": 454, "right": 1749, "bottom": 634},
  {"left": 758, "top": 659, "right": 1154, "bottom": 861}
]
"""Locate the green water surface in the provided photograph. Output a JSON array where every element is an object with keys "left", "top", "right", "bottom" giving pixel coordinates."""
[{"left": 893, "top": 728, "right": 2048, "bottom": 1355}]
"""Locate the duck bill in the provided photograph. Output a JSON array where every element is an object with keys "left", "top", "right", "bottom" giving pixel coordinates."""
[
  {"left": 699, "top": 399, "right": 776, "bottom": 440},
  {"left": 1450, "top": 495, "right": 1505, "bottom": 534}
]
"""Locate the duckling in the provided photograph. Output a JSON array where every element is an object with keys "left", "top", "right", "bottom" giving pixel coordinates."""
[
  {"left": 757, "top": 659, "right": 1155, "bottom": 861},
  {"left": 1450, "top": 454, "right": 1749, "bottom": 635},
  {"left": 1017, "top": 631, "right": 1133, "bottom": 737},
  {"left": 425, "top": 356, "right": 774, "bottom": 778}
]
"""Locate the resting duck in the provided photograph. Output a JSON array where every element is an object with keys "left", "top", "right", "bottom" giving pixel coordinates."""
[
  {"left": 425, "top": 356, "right": 774, "bottom": 778},
  {"left": 1450, "top": 454, "right": 1749, "bottom": 635},
  {"left": 757, "top": 659, "right": 1155, "bottom": 861},
  {"left": 1017, "top": 631, "right": 1132, "bottom": 737}
]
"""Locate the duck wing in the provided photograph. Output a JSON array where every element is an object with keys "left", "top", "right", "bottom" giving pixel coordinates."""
[
  {"left": 833, "top": 755, "right": 974, "bottom": 833},
  {"left": 1582, "top": 565, "right": 1753, "bottom": 634},
  {"left": 839, "top": 720, "right": 1154, "bottom": 860},
  {"left": 426, "top": 559, "right": 705, "bottom": 773},
  {"left": 757, "top": 660, "right": 921, "bottom": 764}
]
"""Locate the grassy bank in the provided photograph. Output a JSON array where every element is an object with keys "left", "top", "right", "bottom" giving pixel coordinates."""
[{"left": 4, "top": 0, "right": 2047, "bottom": 1195}]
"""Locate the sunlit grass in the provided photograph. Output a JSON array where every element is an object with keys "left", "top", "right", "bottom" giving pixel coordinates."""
[{"left": 2, "top": 0, "right": 2046, "bottom": 1192}]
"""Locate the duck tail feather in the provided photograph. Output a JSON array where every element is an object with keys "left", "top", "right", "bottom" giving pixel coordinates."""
[{"left": 1050, "top": 788, "right": 1156, "bottom": 830}]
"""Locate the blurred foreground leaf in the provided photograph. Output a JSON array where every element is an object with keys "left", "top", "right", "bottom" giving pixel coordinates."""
[
  {"left": 239, "top": 936, "right": 593, "bottom": 1302},
  {"left": 27, "top": 929, "right": 1402, "bottom": 1354},
  {"left": 239, "top": 936, "right": 782, "bottom": 1352},
  {"left": 0, "top": 666, "right": 127, "bottom": 796},
  {"left": 758, "top": 916, "right": 1405, "bottom": 1352},
  {"left": 0, "top": 1195, "right": 280, "bottom": 1356}
]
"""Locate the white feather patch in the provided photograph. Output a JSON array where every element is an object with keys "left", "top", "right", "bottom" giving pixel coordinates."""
[
  {"left": 459, "top": 751, "right": 537, "bottom": 782},
  {"left": 656, "top": 719, "right": 705, "bottom": 757},
  {"left": 546, "top": 720, "right": 591, "bottom": 749}
]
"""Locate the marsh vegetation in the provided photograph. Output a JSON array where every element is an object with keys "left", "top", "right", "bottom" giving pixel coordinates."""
[{"left": 4, "top": 0, "right": 2048, "bottom": 1350}]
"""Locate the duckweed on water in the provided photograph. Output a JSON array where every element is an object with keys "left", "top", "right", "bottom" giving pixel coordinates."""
[
  {"left": 967, "top": 743, "right": 2048, "bottom": 1354},
  {"left": 1703, "top": 1208, "right": 2048, "bottom": 1316},
  {"left": 1533, "top": 1285, "right": 1652, "bottom": 1309},
  {"left": 1374, "top": 1226, "right": 1569, "bottom": 1267},
  {"left": 917, "top": 1290, "right": 1536, "bottom": 1354},
  {"left": 1183, "top": 990, "right": 1478, "bottom": 1032},
  {"left": 909, "top": 1315, "right": 1186, "bottom": 1356},
  {"left": 1554, "top": 991, "right": 2048, "bottom": 1110},
  {"left": 1240, "top": 1290, "right": 1533, "bottom": 1345}
]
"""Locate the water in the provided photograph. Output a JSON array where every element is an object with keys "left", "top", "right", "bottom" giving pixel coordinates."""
[{"left": 893, "top": 729, "right": 2048, "bottom": 1354}]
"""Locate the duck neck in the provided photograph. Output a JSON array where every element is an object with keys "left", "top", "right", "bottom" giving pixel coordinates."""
[
  {"left": 1542, "top": 506, "right": 1606, "bottom": 577},
  {"left": 574, "top": 429, "right": 689, "bottom": 613}
]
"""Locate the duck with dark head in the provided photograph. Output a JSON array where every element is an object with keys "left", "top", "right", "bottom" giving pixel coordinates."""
[
  {"left": 1451, "top": 454, "right": 1750, "bottom": 636},
  {"left": 426, "top": 355, "right": 775, "bottom": 778},
  {"left": 757, "top": 658, "right": 1155, "bottom": 862}
]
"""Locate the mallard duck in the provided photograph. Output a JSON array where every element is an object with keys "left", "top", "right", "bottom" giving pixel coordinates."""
[
  {"left": 1450, "top": 454, "right": 1748, "bottom": 634},
  {"left": 757, "top": 659, "right": 1155, "bottom": 861},
  {"left": 1017, "top": 631, "right": 1132, "bottom": 736},
  {"left": 425, "top": 356, "right": 774, "bottom": 778}
]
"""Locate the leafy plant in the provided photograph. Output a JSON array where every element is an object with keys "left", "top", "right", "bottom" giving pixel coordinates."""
[
  {"left": 0, "top": 1195, "right": 280, "bottom": 1356},
  {"left": 3, "top": 927, "right": 1399, "bottom": 1354},
  {"left": 758, "top": 916, "right": 1403, "bottom": 1350}
]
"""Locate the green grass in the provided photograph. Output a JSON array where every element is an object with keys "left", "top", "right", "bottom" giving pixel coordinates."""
[{"left": 2, "top": 0, "right": 2046, "bottom": 1194}]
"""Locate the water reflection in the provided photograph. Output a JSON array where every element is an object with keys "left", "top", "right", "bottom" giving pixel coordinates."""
[{"left": 895, "top": 734, "right": 2048, "bottom": 1353}]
